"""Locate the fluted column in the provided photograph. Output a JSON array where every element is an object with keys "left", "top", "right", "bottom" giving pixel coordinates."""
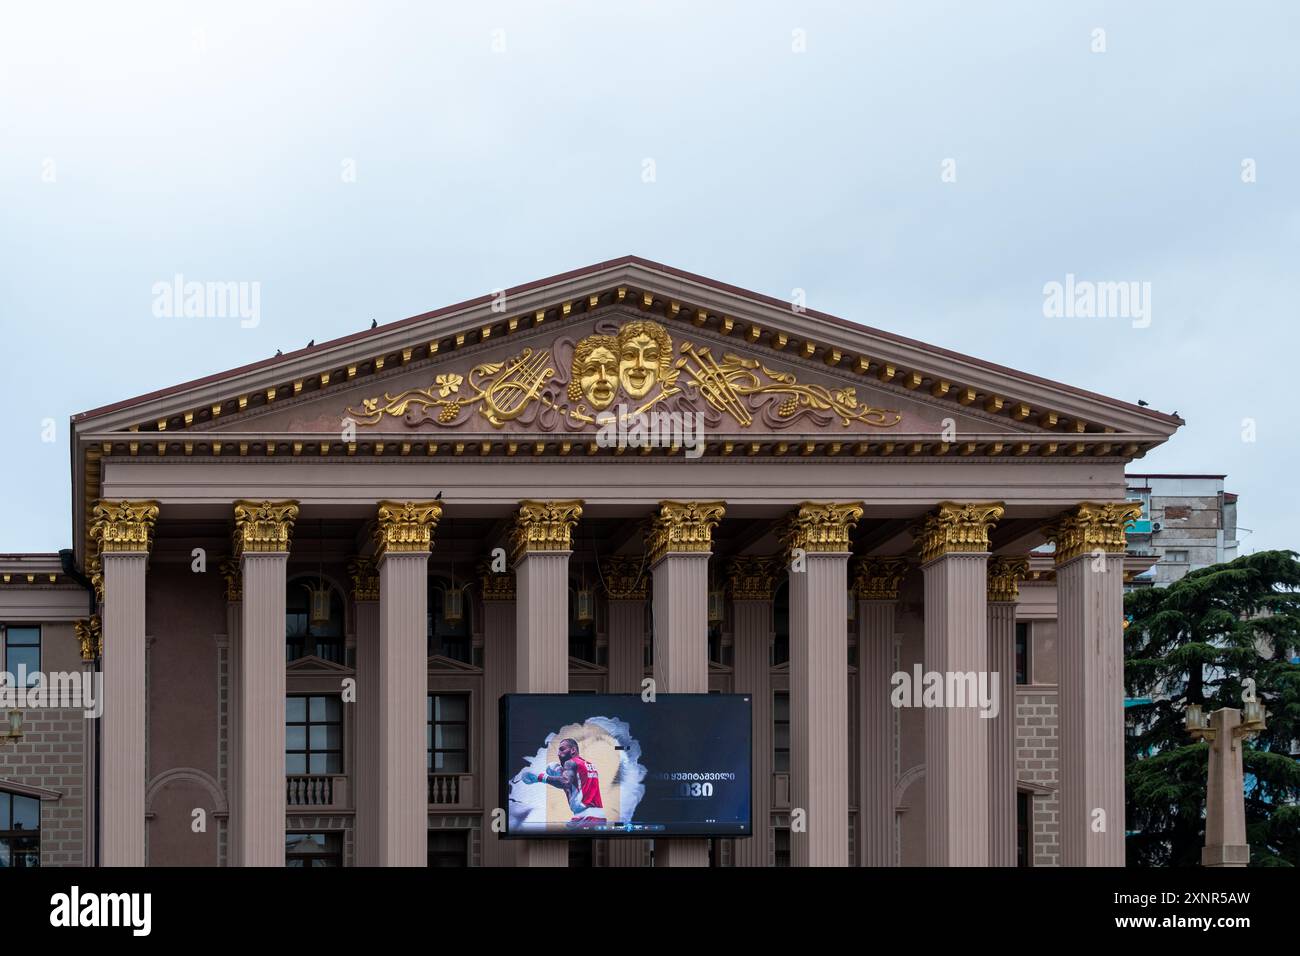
[
  {"left": 1046, "top": 502, "right": 1140, "bottom": 867},
  {"left": 727, "top": 557, "right": 779, "bottom": 867},
  {"left": 217, "top": 559, "right": 243, "bottom": 866},
  {"left": 233, "top": 500, "right": 298, "bottom": 867},
  {"left": 853, "top": 557, "right": 908, "bottom": 867},
  {"left": 917, "top": 501, "right": 1003, "bottom": 866},
  {"left": 602, "top": 557, "right": 649, "bottom": 867},
  {"left": 781, "top": 502, "right": 862, "bottom": 867},
  {"left": 92, "top": 500, "right": 159, "bottom": 867},
  {"left": 512, "top": 500, "right": 583, "bottom": 867},
  {"left": 987, "top": 556, "right": 1027, "bottom": 867},
  {"left": 348, "top": 558, "right": 381, "bottom": 866},
  {"left": 374, "top": 501, "right": 441, "bottom": 866},
  {"left": 480, "top": 566, "right": 516, "bottom": 867},
  {"left": 646, "top": 500, "right": 725, "bottom": 867}
]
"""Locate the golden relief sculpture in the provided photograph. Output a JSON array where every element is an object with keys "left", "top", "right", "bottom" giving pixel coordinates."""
[{"left": 346, "top": 318, "right": 902, "bottom": 432}]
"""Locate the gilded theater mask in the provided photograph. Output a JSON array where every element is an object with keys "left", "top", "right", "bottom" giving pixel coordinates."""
[
  {"left": 616, "top": 320, "right": 672, "bottom": 400},
  {"left": 568, "top": 334, "right": 619, "bottom": 410}
]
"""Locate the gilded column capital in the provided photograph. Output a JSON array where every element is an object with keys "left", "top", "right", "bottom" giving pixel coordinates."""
[
  {"left": 726, "top": 556, "right": 781, "bottom": 600},
  {"left": 914, "top": 501, "right": 1004, "bottom": 564},
  {"left": 509, "top": 500, "right": 584, "bottom": 564},
  {"left": 987, "top": 555, "right": 1030, "bottom": 603},
  {"left": 232, "top": 500, "right": 299, "bottom": 556},
  {"left": 478, "top": 562, "right": 517, "bottom": 602},
  {"left": 1043, "top": 501, "right": 1143, "bottom": 564},
  {"left": 87, "top": 552, "right": 104, "bottom": 606},
  {"left": 347, "top": 556, "right": 381, "bottom": 601},
  {"left": 90, "top": 500, "right": 160, "bottom": 554},
  {"left": 852, "top": 556, "right": 910, "bottom": 601},
  {"left": 75, "top": 616, "right": 102, "bottom": 662},
  {"left": 599, "top": 556, "right": 648, "bottom": 600},
  {"left": 374, "top": 500, "right": 442, "bottom": 558},
  {"left": 779, "top": 501, "right": 864, "bottom": 555},
  {"left": 217, "top": 556, "right": 242, "bottom": 602},
  {"left": 644, "top": 500, "right": 725, "bottom": 566}
]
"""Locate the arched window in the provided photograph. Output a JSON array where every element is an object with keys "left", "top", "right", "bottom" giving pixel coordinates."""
[
  {"left": 428, "top": 575, "right": 471, "bottom": 663},
  {"left": 568, "top": 575, "right": 597, "bottom": 663},
  {"left": 286, "top": 577, "right": 345, "bottom": 663}
]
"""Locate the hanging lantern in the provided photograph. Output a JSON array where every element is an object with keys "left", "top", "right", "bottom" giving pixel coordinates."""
[
  {"left": 708, "top": 588, "right": 725, "bottom": 624},
  {"left": 846, "top": 588, "right": 856, "bottom": 622},
  {"left": 574, "top": 588, "right": 595, "bottom": 625},
  {"left": 443, "top": 585, "right": 465, "bottom": 625},
  {"left": 303, "top": 583, "right": 332, "bottom": 627}
]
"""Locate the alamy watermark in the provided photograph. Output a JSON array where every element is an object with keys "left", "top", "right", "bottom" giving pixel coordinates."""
[
  {"left": 890, "top": 665, "right": 1000, "bottom": 719},
  {"left": 1042, "top": 273, "right": 1150, "bottom": 328},
  {"left": 151, "top": 273, "right": 261, "bottom": 328},
  {"left": 0, "top": 668, "right": 103, "bottom": 718},
  {"left": 595, "top": 405, "right": 706, "bottom": 459}
]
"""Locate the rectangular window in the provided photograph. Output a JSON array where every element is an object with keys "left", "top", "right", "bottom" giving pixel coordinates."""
[
  {"left": 0, "top": 790, "right": 41, "bottom": 867},
  {"left": 1015, "top": 622, "right": 1030, "bottom": 685},
  {"left": 428, "top": 830, "right": 469, "bottom": 867},
  {"left": 774, "top": 827, "right": 791, "bottom": 867},
  {"left": 427, "top": 694, "right": 469, "bottom": 773},
  {"left": 1164, "top": 549, "right": 1189, "bottom": 564},
  {"left": 2, "top": 626, "right": 40, "bottom": 687},
  {"left": 285, "top": 832, "right": 341, "bottom": 867},
  {"left": 286, "top": 695, "right": 342, "bottom": 775},
  {"left": 1016, "top": 792, "right": 1031, "bottom": 867},
  {"left": 773, "top": 691, "right": 790, "bottom": 773}
]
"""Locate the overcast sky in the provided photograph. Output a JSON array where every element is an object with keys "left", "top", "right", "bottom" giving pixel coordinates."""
[{"left": 2, "top": 1, "right": 1296, "bottom": 554}]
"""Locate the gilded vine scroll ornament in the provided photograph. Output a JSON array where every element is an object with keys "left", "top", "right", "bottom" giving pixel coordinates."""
[{"left": 345, "top": 319, "right": 902, "bottom": 431}]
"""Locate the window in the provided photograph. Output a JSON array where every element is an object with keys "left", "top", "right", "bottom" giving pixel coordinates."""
[
  {"left": 428, "top": 576, "right": 471, "bottom": 662},
  {"left": 773, "top": 691, "right": 790, "bottom": 773},
  {"left": 1016, "top": 792, "right": 1031, "bottom": 867},
  {"left": 0, "top": 791, "right": 41, "bottom": 867},
  {"left": 286, "top": 696, "right": 342, "bottom": 774},
  {"left": 1164, "top": 549, "right": 1189, "bottom": 564},
  {"left": 774, "top": 827, "right": 791, "bottom": 867},
  {"left": 427, "top": 694, "right": 469, "bottom": 773},
  {"left": 285, "top": 832, "right": 341, "bottom": 867},
  {"left": 2, "top": 626, "right": 40, "bottom": 687},
  {"left": 1015, "top": 622, "right": 1030, "bottom": 685},
  {"left": 428, "top": 830, "right": 469, "bottom": 867},
  {"left": 569, "top": 575, "right": 597, "bottom": 663},
  {"left": 285, "top": 579, "right": 344, "bottom": 663}
]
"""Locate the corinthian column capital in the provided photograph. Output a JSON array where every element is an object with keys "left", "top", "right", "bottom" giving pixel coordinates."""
[
  {"left": 91, "top": 500, "right": 160, "bottom": 554},
  {"left": 510, "top": 499, "right": 583, "bottom": 564},
  {"left": 374, "top": 500, "right": 442, "bottom": 558},
  {"left": 914, "top": 501, "right": 1004, "bottom": 563},
  {"left": 726, "top": 556, "right": 781, "bottom": 601},
  {"left": 986, "top": 555, "right": 1030, "bottom": 603},
  {"left": 644, "top": 501, "right": 724, "bottom": 566},
  {"left": 1043, "top": 501, "right": 1143, "bottom": 564},
  {"left": 779, "top": 501, "right": 864, "bottom": 555},
  {"left": 852, "top": 556, "right": 909, "bottom": 601},
  {"left": 232, "top": 500, "right": 299, "bottom": 556}
]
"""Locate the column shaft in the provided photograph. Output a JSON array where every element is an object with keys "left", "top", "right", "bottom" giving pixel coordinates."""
[
  {"left": 481, "top": 595, "right": 516, "bottom": 867},
  {"left": 101, "top": 552, "right": 148, "bottom": 866},
  {"left": 922, "top": 552, "right": 990, "bottom": 866},
  {"left": 239, "top": 552, "right": 288, "bottom": 866},
  {"left": 606, "top": 597, "right": 646, "bottom": 868},
  {"left": 353, "top": 598, "right": 380, "bottom": 865},
  {"left": 731, "top": 597, "right": 773, "bottom": 867},
  {"left": 377, "top": 552, "right": 430, "bottom": 866},
  {"left": 987, "top": 601, "right": 1017, "bottom": 866},
  {"left": 858, "top": 599, "right": 896, "bottom": 866}
]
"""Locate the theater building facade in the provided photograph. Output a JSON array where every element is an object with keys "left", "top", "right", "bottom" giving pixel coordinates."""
[{"left": 0, "top": 257, "right": 1178, "bottom": 867}]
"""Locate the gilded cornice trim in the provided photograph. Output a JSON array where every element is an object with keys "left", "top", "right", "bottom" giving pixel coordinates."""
[
  {"left": 90, "top": 500, "right": 160, "bottom": 555},
  {"left": 347, "top": 556, "right": 381, "bottom": 601},
  {"left": 914, "top": 501, "right": 1004, "bottom": 564},
  {"left": 233, "top": 500, "right": 299, "bottom": 556},
  {"left": 374, "top": 500, "right": 442, "bottom": 558},
  {"left": 75, "top": 616, "right": 102, "bottom": 662},
  {"left": 852, "top": 556, "right": 909, "bottom": 601},
  {"left": 726, "top": 556, "right": 781, "bottom": 601},
  {"left": 599, "top": 556, "right": 648, "bottom": 600},
  {"left": 645, "top": 501, "right": 725, "bottom": 566},
  {"left": 1043, "top": 500, "right": 1143, "bottom": 564},
  {"left": 987, "top": 555, "right": 1030, "bottom": 603},
  {"left": 478, "top": 562, "right": 517, "bottom": 602},
  {"left": 779, "top": 501, "right": 864, "bottom": 555},
  {"left": 510, "top": 500, "right": 583, "bottom": 564}
]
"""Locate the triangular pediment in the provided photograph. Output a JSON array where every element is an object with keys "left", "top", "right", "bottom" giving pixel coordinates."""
[
  {"left": 72, "top": 257, "right": 1181, "bottom": 461},
  {"left": 286, "top": 655, "right": 352, "bottom": 675},
  {"left": 428, "top": 654, "right": 480, "bottom": 672},
  {"left": 568, "top": 656, "right": 606, "bottom": 673}
]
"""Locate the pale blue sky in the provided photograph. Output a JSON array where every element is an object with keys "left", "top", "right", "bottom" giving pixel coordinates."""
[{"left": 2, "top": 1, "right": 1296, "bottom": 552}]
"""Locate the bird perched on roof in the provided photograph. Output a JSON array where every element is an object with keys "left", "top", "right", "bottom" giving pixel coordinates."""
[
  {"left": 1137, "top": 399, "right": 1149, "bottom": 407},
  {"left": 370, "top": 319, "right": 377, "bottom": 329},
  {"left": 307, "top": 339, "right": 314, "bottom": 348},
  {"left": 435, "top": 491, "right": 443, "bottom": 501},
  {"left": 275, "top": 349, "right": 282, "bottom": 357}
]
